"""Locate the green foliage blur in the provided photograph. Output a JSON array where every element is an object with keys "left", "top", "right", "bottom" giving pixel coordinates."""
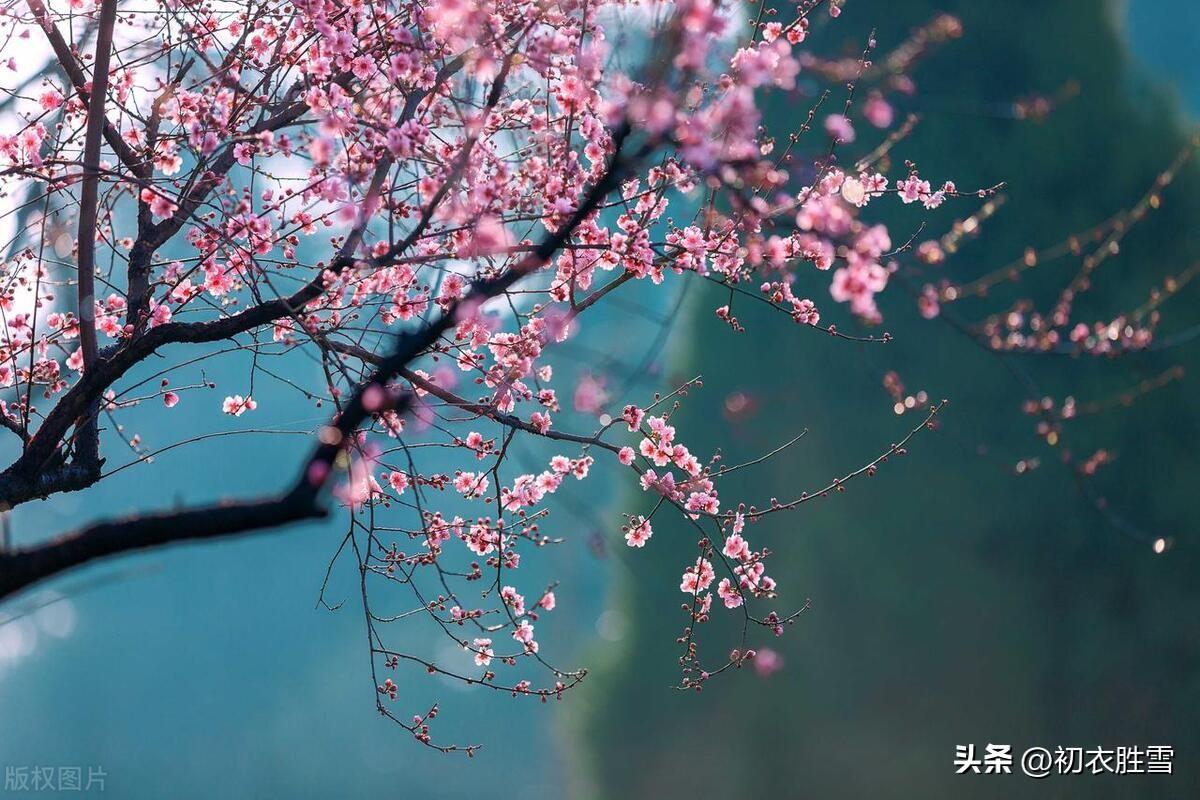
[{"left": 574, "top": 2, "right": 1200, "bottom": 797}]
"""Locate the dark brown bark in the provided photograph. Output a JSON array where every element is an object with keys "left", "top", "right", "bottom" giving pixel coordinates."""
[{"left": 71, "top": 0, "right": 117, "bottom": 472}]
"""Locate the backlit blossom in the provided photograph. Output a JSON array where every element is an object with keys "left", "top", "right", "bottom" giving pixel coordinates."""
[
  {"left": 625, "top": 516, "right": 653, "bottom": 548},
  {"left": 222, "top": 395, "right": 257, "bottom": 416},
  {"left": 471, "top": 638, "right": 493, "bottom": 667}
]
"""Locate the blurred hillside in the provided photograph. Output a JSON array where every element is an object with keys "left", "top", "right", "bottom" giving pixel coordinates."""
[{"left": 575, "top": 1, "right": 1200, "bottom": 798}]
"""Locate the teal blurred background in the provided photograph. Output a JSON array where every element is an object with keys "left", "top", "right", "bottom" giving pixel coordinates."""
[{"left": 2, "top": 1, "right": 1200, "bottom": 798}]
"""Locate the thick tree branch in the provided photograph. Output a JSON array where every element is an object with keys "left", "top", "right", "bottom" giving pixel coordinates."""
[
  {"left": 71, "top": 0, "right": 118, "bottom": 472},
  {"left": 0, "top": 491, "right": 327, "bottom": 598}
]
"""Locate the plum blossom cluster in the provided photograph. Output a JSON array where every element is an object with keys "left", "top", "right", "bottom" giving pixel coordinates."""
[
  {"left": 909, "top": 139, "right": 1198, "bottom": 355},
  {"left": 886, "top": 128, "right": 1199, "bottom": 545},
  {"left": 0, "top": 0, "right": 968, "bottom": 751}
]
